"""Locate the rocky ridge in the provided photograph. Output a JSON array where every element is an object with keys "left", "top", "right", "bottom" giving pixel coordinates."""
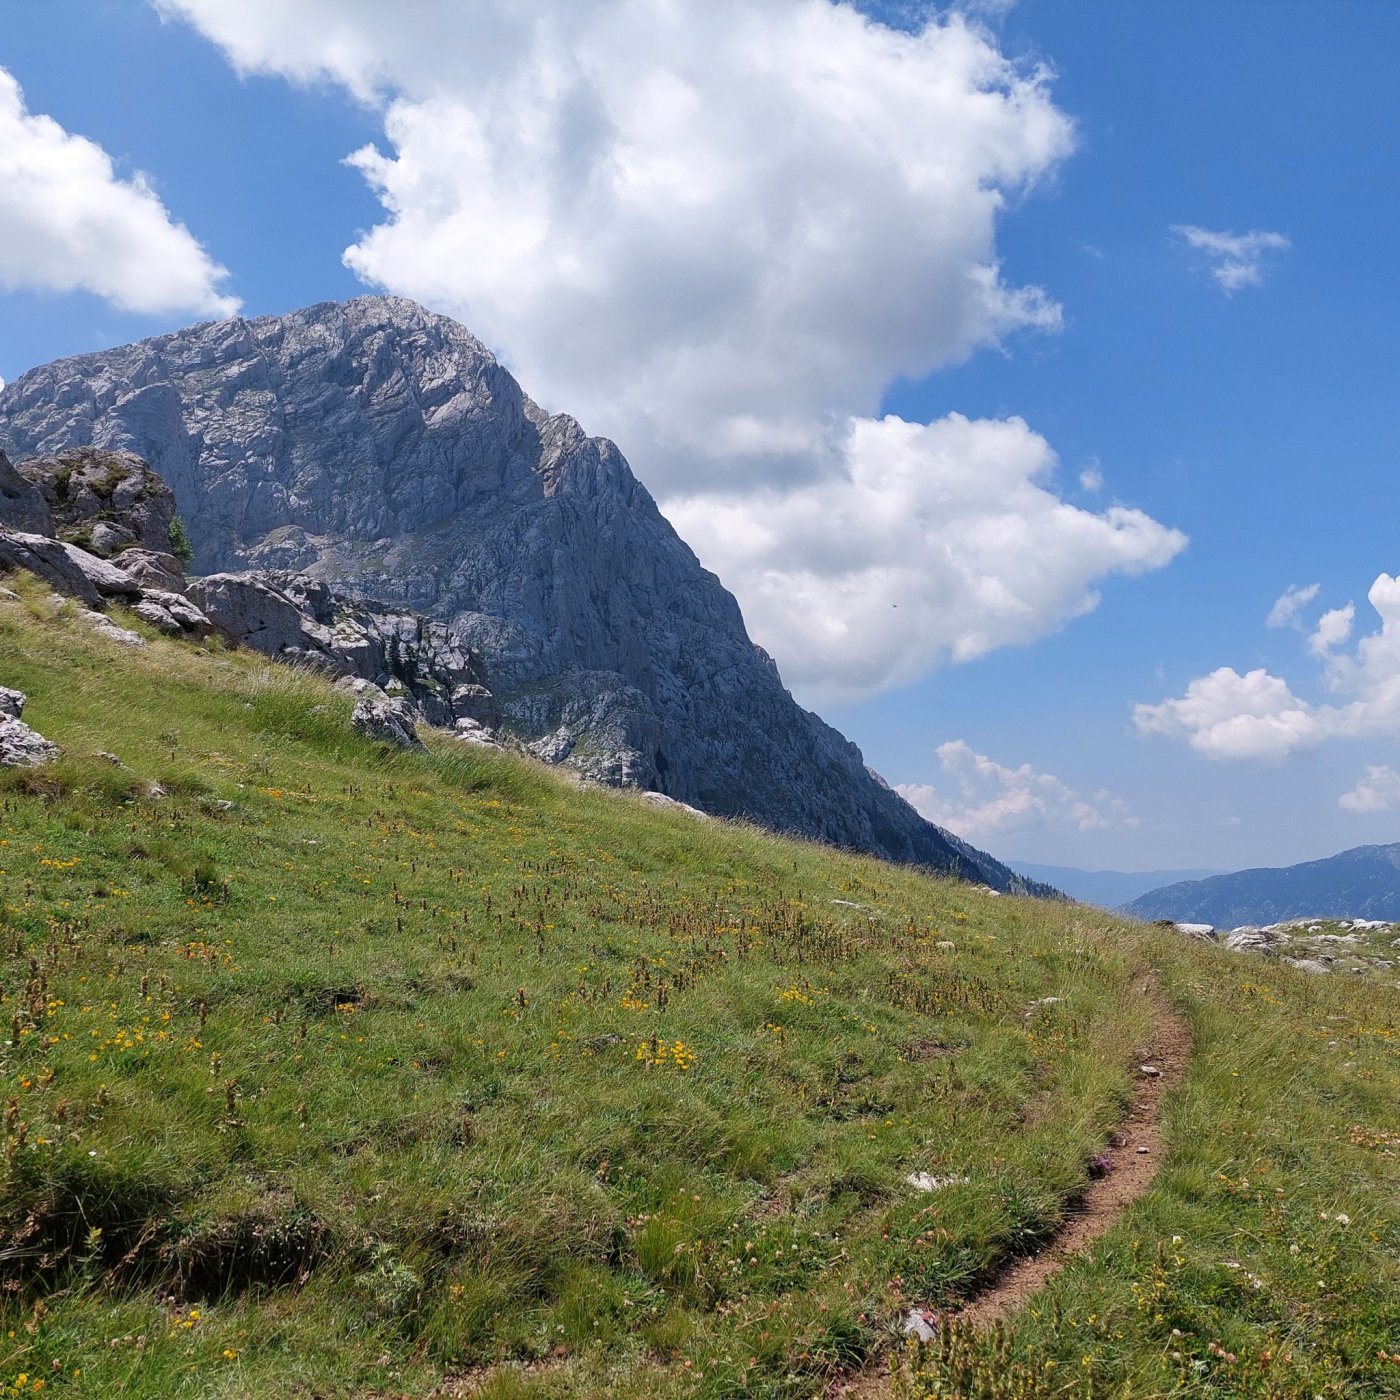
[
  {"left": 1170, "top": 917, "right": 1400, "bottom": 983},
  {"left": 0, "top": 445, "right": 500, "bottom": 755},
  {"left": 0, "top": 296, "right": 1045, "bottom": 892}
]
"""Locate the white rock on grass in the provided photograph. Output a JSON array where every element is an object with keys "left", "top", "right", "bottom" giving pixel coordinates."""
[
  {"left": 903, "top": 1308, "right": 939, "bottom": 1342},
  {"left": 76, "top": 608, "right": 147, "bottom": 648},
  {"left": 640, "top": 791, "right": 710, "bottom": 819},
  {"left": 906, "top": 1172, "right": 969, "bottom": 1192},
  {"left": 0, "top": 688, "right": 58, "bottom": 767}
]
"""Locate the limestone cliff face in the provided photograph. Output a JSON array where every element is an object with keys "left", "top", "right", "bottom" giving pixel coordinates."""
[{"left": 0, "top": 296, "right": 1043, "bottom": 891}]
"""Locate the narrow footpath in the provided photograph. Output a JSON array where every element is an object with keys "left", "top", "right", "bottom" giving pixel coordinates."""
[{"left": 840, "top": 973, "right": 1192, "bottom": 1394}]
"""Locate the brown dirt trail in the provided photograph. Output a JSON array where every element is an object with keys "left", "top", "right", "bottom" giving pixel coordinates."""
[{"left": 837, "top": 973, "right": 1191, "bottom": 1394}]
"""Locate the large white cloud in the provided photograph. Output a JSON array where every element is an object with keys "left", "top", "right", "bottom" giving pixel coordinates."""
[
  {"left": 1135, "top": 572, "right": 1400, "bottom": 762},
  {"left": 669, "top": 413, "right": 1186, "bottom": 701},
  {"left": 156, "top": 0, "right": 1071, "bottom": 476},
  {"left": 157, "top": 0, "right": 1183, "bottom": 701},
  {"left": 0, "top": 67, "right": 237, "bottom": 317},
  {"left": 896, "top": 739, "right": 1135, "bottom": 844}
]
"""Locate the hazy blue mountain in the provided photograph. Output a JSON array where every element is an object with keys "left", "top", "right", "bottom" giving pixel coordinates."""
[
  {"left": 1122, "top": 843, "right": 1400, "bottom": 925},
  {"left": 1013, "top": 863, "right": 1226, "bottom": 909}
]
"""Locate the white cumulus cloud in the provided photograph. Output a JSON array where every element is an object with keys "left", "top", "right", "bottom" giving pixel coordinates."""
[
  {"left": 1172, "top": 223, "right": 1290, "bottom": 295},
  {"left": 1339, "top": 764, "right": 1400, "bottom": 813},
  {"left": 1136, "top": 572, "right": 1400, "bottom": 762},
  {"left": 896, "top": 739, "right": 1135, "bottom": 844},
  {"left": 0, "top": 67, "right": 237, "bottom": 317},
  {"left": 158, "top": 0, "right": 1184, "bottom": 702},
  {"left": 669, "top": 413, "right": 1186, "bottom": 703},
  {"left": 1308, "top": 603, "right": 1355, "bottom": 659},
  {"left": 157, "top": 0, "right": 1072, "bottom": 486},
  {"left": 1134, "top": 666, "right": 1318, "bottom": 762}
]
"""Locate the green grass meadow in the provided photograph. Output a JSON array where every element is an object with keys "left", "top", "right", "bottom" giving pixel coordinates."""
[{"left": 0, "top": 580, "right": 1395, "bottom": 1398}]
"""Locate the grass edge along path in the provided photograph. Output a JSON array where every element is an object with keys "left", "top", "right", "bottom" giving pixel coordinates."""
[{"left": 841, "top": 974, "right": 1191, "bottom": 1396}]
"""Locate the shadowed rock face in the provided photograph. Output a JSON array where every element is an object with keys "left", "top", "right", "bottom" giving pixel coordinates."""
[{"left": 0, "top": 295, "right": 1045, "bottom": 891}]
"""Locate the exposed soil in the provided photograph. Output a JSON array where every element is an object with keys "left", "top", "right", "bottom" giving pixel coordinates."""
[{"left": 835, "top": 973, "right": 1191, "bottom": 1395}]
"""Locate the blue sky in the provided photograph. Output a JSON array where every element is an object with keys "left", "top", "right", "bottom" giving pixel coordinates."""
[{"left": 1, "top": 1, "right": 1397, "bottom": 872}]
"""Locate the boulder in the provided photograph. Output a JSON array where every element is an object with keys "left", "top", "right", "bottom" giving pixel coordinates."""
[
  {"left": 115, "top": 549, "right": 187, "bottom": 593},
  {"left": 0, "top": 689, "right": 58, "bottom": 767},
  {"left": 130, "top": 590, "right": 213, "bottom": 638},
  {"left": 0, "top": 530, "right": 104, "bottom": 605},
  {"left": 352, "top": 693, "right": 424, "bottom": 750},
  {"left": 452, "top": 717, "right": 501, "bottom": 748},
  {"left": 16, "top": 447, "right": 179, "bottom": 557},
  {"left": 58, "top": 542, "right": 140, "bottom": 597},
  {"left": 189, "top": 572, "right": 326, "bottom": 656}
]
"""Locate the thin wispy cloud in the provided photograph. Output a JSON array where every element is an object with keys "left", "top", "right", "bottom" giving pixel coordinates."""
[
  {"left": 1173, "top": 223, "right": 1290, "bottom": 294},
  {"left": 1266, "top": 581, "right": 1319, "bottom": 630},
  {"left": 896, "top": 739, "right": 1136, "bottom": 843}
]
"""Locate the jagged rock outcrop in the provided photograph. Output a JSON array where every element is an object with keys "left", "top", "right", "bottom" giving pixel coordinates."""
[
  {"left": 17, "top": 446, "right": 178, "bottom": 558},
  {"left": 0, "top": 444, "right": 499, "bottom": 746},
  {"left": 0, "top": 452, "right": 51, "bottom": 536},
  {"left": 189, "top": 571, "right": 498, "bottom": 730},
  {"left": 0, "top": 296, "right": 1043, "bottom": 891}
]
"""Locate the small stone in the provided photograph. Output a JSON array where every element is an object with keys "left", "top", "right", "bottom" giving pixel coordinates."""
[
  {"left": 906, "top": 1172, "right": 969, "bottom": 1192},
  {"left": 902, "top": 1308, "right": 939, "bottom": 1342}
]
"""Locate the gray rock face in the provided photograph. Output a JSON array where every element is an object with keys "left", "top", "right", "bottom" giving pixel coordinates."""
[
  {"left": 189, "top": 570, "right": 497, "bottom": 730},
  {"left": 0, "top": 452, "right": 51, "bottom": 536},
  {"left": 0, "top": 689, "right": 59, "bottom": 767},
  {"left": 0, "top": 296, "right": 1042, "bottom": 891},
  {"left": 352, "top": 693, "right": 423, "bottom": 750},
  {"left": 16, "top": 446, "right": 178, "bottom": 557}
]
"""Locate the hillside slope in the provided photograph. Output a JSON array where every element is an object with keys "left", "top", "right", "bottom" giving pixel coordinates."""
[
  {"left": 0, "top": 583, "right": 1394, "bottom": 1398},
  {"left": 0, "top": 297, "right": 1041, "bottom": 893},
  {"left": 1124, "top": 842, "right": 1400, "bottom": 925}
]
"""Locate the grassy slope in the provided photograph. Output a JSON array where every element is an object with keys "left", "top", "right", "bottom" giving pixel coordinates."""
[{"left": 0, "top": 580, "right": 1394, "bottom": 1399}]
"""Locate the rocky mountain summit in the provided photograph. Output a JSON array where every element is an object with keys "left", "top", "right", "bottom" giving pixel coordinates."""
[
  {"left": 0, "top": 445, "right": 500, "bottom": 753},
  {"left": 0, "top": 296, "right": 1043, "bottom": 891}
]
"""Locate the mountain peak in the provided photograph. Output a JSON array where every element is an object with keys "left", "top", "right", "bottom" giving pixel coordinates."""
[{"left": 0, "top": 298, "right": 1043, "bottom": 891}]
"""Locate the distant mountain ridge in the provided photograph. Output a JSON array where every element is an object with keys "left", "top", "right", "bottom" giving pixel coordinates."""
[
  {"left": 0, "top": 296, "right": 1046, "bottom": 893},
  {"left": 1122, "top": 843, "right": 1400, "bottom": 925},
  {"left": 1013, "top": 863, "right": 1225, "bottom": 909}
]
